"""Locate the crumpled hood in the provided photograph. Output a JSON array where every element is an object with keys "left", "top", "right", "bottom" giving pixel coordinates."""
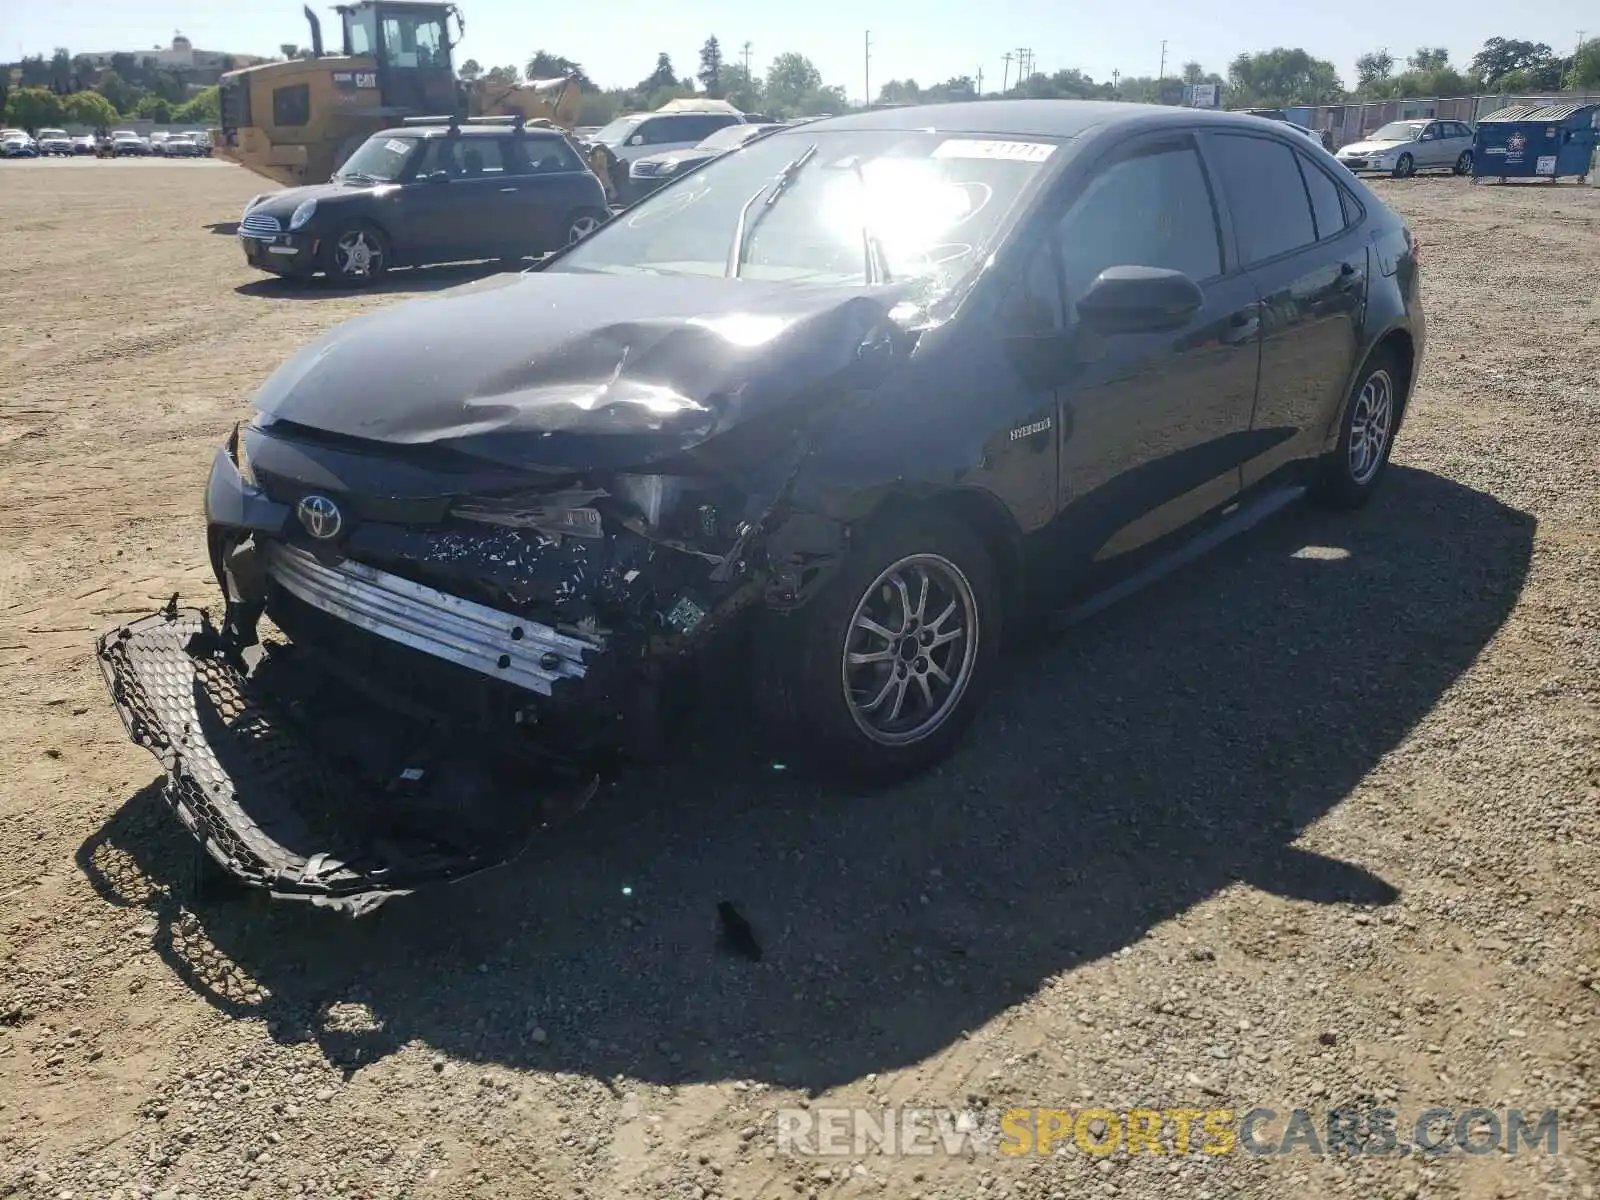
[
  {"left": 252, "top": 269, "right": 915, "bottom": 471},
  {"left": 1339, "top": 140, "right": 1407, "bottom": 156}
]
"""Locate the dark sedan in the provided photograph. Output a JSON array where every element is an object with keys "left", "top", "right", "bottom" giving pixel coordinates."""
[
  {"left": 627, "top": 121, "right": 782, "bottom": 201},
  {"left": 98, "top": 100, "right": 1423, "bottom": 911},
  {"left": 237, "top": 120, "right": 611, "bottom": 285}
]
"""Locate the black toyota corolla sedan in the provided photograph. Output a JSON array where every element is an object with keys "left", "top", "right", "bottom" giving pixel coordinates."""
[
  {"left": 100, "top": 101, "right": 1423, "bottom": 911},
  {"left": 237, "top": 120, "right": 611, "bottom": 285}
]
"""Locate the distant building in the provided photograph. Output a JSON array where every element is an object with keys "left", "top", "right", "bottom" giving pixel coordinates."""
[{"left": 78, "top": 35, "right": 267, "bottom": 80}]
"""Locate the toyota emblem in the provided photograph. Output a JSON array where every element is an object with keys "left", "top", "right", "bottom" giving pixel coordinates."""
[{"left": 297, "top": 494, "right": 343, "bottom": 540}]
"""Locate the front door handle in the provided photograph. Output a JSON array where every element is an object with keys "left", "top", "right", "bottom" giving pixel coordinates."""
[{"left": 1222, "top": 313, "right": 1260, "bottom": 344}]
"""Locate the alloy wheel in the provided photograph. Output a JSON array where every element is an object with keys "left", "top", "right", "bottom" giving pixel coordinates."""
[
  {"left": 1347, "top": 368, "right": 1394, "bottom": 485},
  {"left": 841, "top": 553, "right": 980, "bottom": 747},
  {"left": 568, "top": 215, "right": 601, "bottom": 243},
  {"left": 1455, "top": 151, "right": 1473, "bottom": 175},
  {"left": 334, "top": 229, "right": 383, "bottom": 280}
]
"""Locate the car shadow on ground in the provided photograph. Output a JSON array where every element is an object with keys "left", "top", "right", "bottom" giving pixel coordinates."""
[
  {"left": 203, "top": 221, "right": 240, "bottom": 235},
  {"left": 78, "top": 466, "right": 1533, "bottom": 1094},
  {"left": 231, "top": 260, "right": 526, "bottom": 300}
]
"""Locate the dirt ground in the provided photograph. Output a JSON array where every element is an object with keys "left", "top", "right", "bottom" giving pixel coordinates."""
[{"left": 0, "top": 158, "right": 1596, "bottom": 1200}]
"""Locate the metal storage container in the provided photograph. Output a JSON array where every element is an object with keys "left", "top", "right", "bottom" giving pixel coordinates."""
[{"left": 1472, "top": 103, "right": 1599, "bottom": 183}]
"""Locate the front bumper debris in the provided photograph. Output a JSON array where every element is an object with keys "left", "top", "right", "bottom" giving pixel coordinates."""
[{"left": 96, "top": 606, "right": 599, "bottom": 915}]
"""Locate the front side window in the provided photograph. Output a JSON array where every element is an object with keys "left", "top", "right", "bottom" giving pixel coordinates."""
[
  {"left": 272, "top": 84, "right": 311, "bottom": 127},
  {"left": 380, "top": 11, "right": 448, "bottom": 68},
  {"left": 592, "top": 115, "right": 645, "bottom": 148},
  {"left": 1211, "top": 134, "right": 1317, "bottom": 265},
  {"left": 549, "top": 128, "right": 1060, "bottom": 297},
  {"left": 344, "top": 6, "right": 377, "bottom": 56},
  {"left": 1054, "top": 140, "right": 1222, "bottom": 303},
  {"left": 334, "top": 134, "right": 420, "bottom": 182}
]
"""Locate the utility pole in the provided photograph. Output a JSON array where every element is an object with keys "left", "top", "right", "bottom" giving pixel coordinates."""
[
  {"left": 741, "top": 40, "right": 751, "bottom": 78},
  {"left": 1015, "top": 47, "right": 1031, "bottom": 82},
  {"left": 1112, "top": 68, "right": 1121, "bottom": 98},
  {"left": 864, "top": 30, "right": 871, "bottom": 107},
  {"left": 1158, "top": 39, "right": 1168, "bottom": 80},
  {"left": 1001, "top": 51, "right": 1013, "bottom": 93},
  {"left": 975, "top": 67, "right": 983, "bottom": 95}
]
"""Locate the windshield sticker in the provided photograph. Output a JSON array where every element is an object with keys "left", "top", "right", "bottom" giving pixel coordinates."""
[
  {"left": 932, "top": 139, "right": 1056, "bottom": 163},
  {"left": 384, "top": 138, "right": 411, "bottom": 155}
]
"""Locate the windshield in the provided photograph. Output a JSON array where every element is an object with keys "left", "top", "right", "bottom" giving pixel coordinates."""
[
  {"left": 696, "top": 123, "right": 771, "bottom": 152},
  {"left": 39, "top": 129, "right": 67, "bottom": 138},
  {"left": 1370, "top": 122, "right": 1426, "bottom": 141},
  {"left": 592, "top": 115, "right": 645, "bottom": 147},
  {"left": 335, "top": 134, "right": 420, "bottom": 182},
  {"left": 549, "top": 129, "right": 1060, "bottom": 292}
]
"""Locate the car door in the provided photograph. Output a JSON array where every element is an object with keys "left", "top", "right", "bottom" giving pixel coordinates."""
[
  {"left": 448, "top": 135, "right": 531, "bottom": 255},
  {"left": 1204, "top": 131, "right": 1369, "bottom": 489},
  {"left": 501, "top": 135, "right": 601, "bottom": 254},
  {"left": 1447, "top": 121, "right": 1475, "bottom": 165},
  {"left": 1046, "top": 131, "right": 1262, "bottom": 567},
  {"left": 1418, "top": 121, "right": 1450, "bottom": 167},
  {"left": 386, "top": 135, "right": 477, "bottom": 262}
]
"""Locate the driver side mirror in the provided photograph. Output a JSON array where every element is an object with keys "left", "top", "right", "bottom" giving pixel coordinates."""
[
  {"left": 1076, "top": 266, "right": 1203, "bottom": 335},
  {"left": 628, "top": 134, "right": 643, "bottom": 146}
]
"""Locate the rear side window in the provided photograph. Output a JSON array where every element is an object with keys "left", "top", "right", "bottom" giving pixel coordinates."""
[
  {"left": 1211, "top": 134, "right": 1317, "bottom": 265},
  {"left": 272, "top": 84, "right": 310, "bottom": 128},
  {"left": 520, "top": 136, "right": 585, "bottom": 174},
  {"left": 1054, "top": 139, "right": 1223, "bottom": 302},
  {"left": 1296, "top": 153, "right": 1348, "bottom": 241}
]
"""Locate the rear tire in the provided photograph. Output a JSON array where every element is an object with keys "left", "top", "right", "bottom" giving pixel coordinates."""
[
  {"left": 324, "top": 220, "right": 389, "bottom": 287},
  {"left": 563, "top": 207, "right": 608, "bottom": 246},
  {"left": 757, "top": 507, "right": 1002, "bottom": 785},
  {"left": 1312, "top": 350, "right": 1402, "bottom": 510},
  {"left": 1454, "top": 150, "right": 1473, "bottom": 175}
]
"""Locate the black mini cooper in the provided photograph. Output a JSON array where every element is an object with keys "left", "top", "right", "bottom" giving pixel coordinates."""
[{"left": 237, "top": 121, "right": 611, "bottom": 285}]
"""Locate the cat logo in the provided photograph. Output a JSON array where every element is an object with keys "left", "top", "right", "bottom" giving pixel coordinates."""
[{"left": 1009, "top": 416, "right": 1053, "bottom": 442}]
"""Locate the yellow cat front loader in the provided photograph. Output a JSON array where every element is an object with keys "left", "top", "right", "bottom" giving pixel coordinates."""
[{"left": 212, "top": 1, "right": 588, "bottom": 189}]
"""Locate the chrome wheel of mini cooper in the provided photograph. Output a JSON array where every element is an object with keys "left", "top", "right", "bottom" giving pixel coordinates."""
[
  {"left": 333, "top": 228, "right": 384, "bottom": 280},
  {"left": 567, "top": 213, "right": 602, "bottom": 243},
  {"left": 1347, "top": 367, "right": 1394, "bottom": 485},
  {"left": 841, "top": 553, "right": 980, "bottom": 747}
]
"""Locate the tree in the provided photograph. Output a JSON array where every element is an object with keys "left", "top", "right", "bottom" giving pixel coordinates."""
[
  {"left": 2, "top": 85, "right": 65, "bottom": 131},
  {"left": 1227, "top": 47, "right": 1343, "bottom": 106},
  {"left": 1407, "top": 47, "right": 1450, "bottom": 72},
  {"left": 61, "top": 89, "right": 119, "bottom": 130},
  {"left": 877, "top": 79, "right": 921, "bottom": 104},
  {"left": 526, "top": 51, "right": 590, "bottom": 87},
  {"left": 1570, "top": 38, "right": 1600, "bottom": 89},
  {"left": 721, "top": 63, "right": 764, "bottom": 113},
  {"left": 134, "top": 94, "right": 172, "bottom": 123},
  {"left": 172, "top": 86, "right": 220, "bottom": 124},
  {"left": 459, "top": 58, "right": 482, "bottom": 81},
  {"left": 1470, "top": 38, "right": 1554, "bottom": 88},
  {"left": 481, "top": 65, "right": 520, "bottom": 87},
  {"left": 18, "top": 56, "right": 50, "bottom": 87},
  {"left": 640, "top": 52, "right": 678, "bottom": 92},
  {"left": 764, "top": 51, "right": 823, "bottom": 110},
  {"left": 94, "top": 71, "right": 140, "bottom": 113},
  {"left": 49, "top": 48, "right": 72, "bottom": 93},
  {"left": 1181, "top": 61, "right": 1205, "bottom": 84},
  {"left": 1355, "top": 49, "right": 1394, "bottom": 90},
  {"left": 697, "top": 36, "right": 724, "bottom": 97}
]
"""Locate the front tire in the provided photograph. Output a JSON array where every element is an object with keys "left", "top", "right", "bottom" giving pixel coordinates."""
[
  {"left": 324, "top": 220, "right": 389, "bottom": 287},
  {"left": 1392, "top": 153, "right": 1415, "bottom": 179},
  {"left": 758, "top": 507, "right": 1002, "bottom": 785},
  {"left": 1454, "top": 150, "right": 1473, "bottom": 175},
  {"left": 1312, "top": 351, "right": 1401, "bottom": 509}
]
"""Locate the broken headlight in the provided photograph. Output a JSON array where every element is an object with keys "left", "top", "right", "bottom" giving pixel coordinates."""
[{"left": 227, "top": 421, "right": 258, "bottom": 490}]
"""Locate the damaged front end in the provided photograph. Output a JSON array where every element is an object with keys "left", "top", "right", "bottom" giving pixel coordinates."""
[{"left": 96, "top": 272, "right": 910, "bottom": 912}]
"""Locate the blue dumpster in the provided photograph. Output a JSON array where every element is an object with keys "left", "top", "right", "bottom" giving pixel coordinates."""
[{"left": 1472, "top": 102, "right": 1599, "bottom": 183}]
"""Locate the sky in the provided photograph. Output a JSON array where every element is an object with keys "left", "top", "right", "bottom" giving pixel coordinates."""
[{"left": 9, "top": 0, "right": 1594, "bottom": 102}]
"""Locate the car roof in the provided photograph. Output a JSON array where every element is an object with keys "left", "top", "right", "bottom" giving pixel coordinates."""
[{"left": 372, "top": 125, "right": 572, "bottom": 140}]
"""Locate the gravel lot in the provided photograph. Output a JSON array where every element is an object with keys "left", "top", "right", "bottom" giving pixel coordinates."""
[{"left": 1, "top": 158, "right": 1596, "bottom": 1200}]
